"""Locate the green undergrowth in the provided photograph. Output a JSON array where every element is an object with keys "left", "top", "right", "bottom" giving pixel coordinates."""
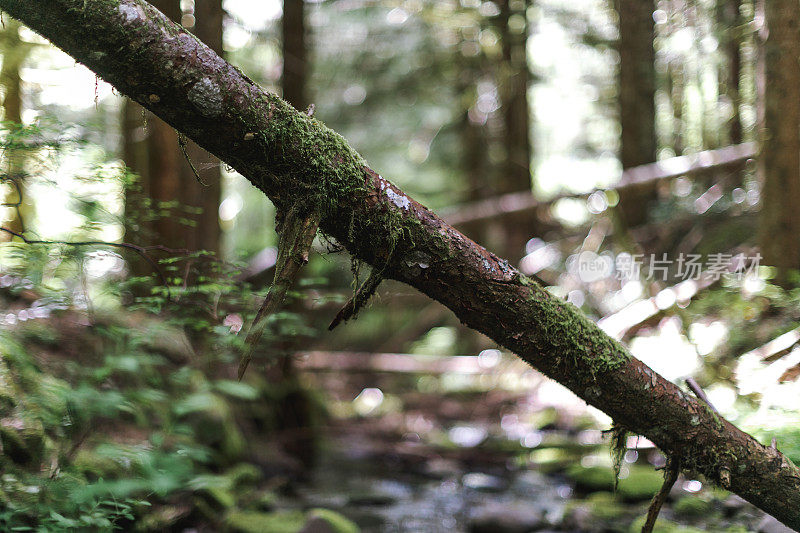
[{"left": 0, "top": 242, "right": 330, "bottom": 531}]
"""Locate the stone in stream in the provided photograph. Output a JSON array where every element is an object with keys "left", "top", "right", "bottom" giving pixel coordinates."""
[
  {"left": 462, "top": 472, "right": 508, "bottom": 492},
  {"left": 467, "top": 501, "right": 546, "bottom": 533}
]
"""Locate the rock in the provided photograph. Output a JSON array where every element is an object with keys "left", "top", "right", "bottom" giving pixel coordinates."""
[
  {"left": 301, "top": 509, "right": 359, "bottom": 533},
  {"left": 560, "top": 493, "right": 629, "bottom": 533},
  {"left": 462, "top": 472, "right": 507, "bottom": 493},
  {"left": 566, "top": 465, "right": 614, "bottom": 493},
  {"left": 0, "top": 419, "right": 44, "bottom": 466},
  {"left": 423, "top": 457, "right": 459, "bottom": 479},
  {"left": 468, "top": 501, "right": 545, "bottom": 533},
  {"left": 300, "top": 517, "right": 338, "bottom": 533},
  {"left": 346, "top": 492, "right": 396, "bottom": 507},
  {"left": 672, "top": 496, "right": 713, "bottom": 518},
  {"left": 567, "top": 464, "right": 664, "bottom": 502},
  {"left": 561, "top": 504, "right": 596, "bottom": 532},
  {"left": 628, "top": 515, "right": 705, "bottom": 533},
  {"left": 224, "top": 510, "right": 306, "bottom": 533},
  {"left": 757, "top": 515, "right": 795, "bottom": 533},
  {"left": 72, "top": 449, "right": 122, "bottom": 481},
  {"left": 616, "top": 467, "right": 664, "bottom": 502}
]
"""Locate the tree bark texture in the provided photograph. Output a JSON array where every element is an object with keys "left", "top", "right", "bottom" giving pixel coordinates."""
[
  {"left": 1, "top": 1, "right": 799, "bottom": 527},
  {"left": 758, "top": 0, "right": 800, "bottom": 283}
]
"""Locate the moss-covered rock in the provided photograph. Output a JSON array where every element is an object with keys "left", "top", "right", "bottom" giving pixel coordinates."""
[
  {"left": 71, "top": 449, "right": 122, "bottom": 481},
  {"left": 175, "top": 392, "right": 246, "bottom": 463},
  {"left": 304, "top": 509, "right": 359, "bottom": 533},
  {"left": 628, "top": 515, "right": 706, "bottom": 533},
  {"left": 616, "top": 467, "right": 665, "bottom": 502},
  {"left": 567, "top": 464, "right": 664, "bottom": 502},
  {"left": 566, "top": 464, "right": 615, "bottom": 492},
  {"left": 584, "top": 492, "right": 628, "bottom": 520},
  {"left": 0, "top": 419, "right": 44, "bottom": 466},
  {"left": 224, "top": 510, "right": 306, "bottom": 533},
  {"left": 672, "top": 496, "right": 713, "bottom": 518}
]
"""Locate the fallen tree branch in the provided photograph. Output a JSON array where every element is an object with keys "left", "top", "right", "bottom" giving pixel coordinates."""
[
  {"left": 440, "top": 142, "right": 756, "bottom": 227},
  {"left": 238, "top": 207, "right": 320, "bottom": 379},
  {"left": 642, "top": 459, "right": 680, "bottom": 533},
  {"left": 2, "top": 1, "right": 798, "bottom": 527}
]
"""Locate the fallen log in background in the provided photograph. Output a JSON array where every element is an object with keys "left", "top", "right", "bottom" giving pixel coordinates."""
[{"left": 1, "top": 0, "right": 798, "bottom": 527}]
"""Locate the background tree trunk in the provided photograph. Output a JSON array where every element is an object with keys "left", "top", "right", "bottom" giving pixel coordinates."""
[
  {"left": 282, "top": 0, "right": 307, "bottom": 111},
  {"left": 493, "top": 0, "right": 533, "bottom": 262},
  {"left": 0, "top": 19, "right": 33, "bottom": 240},
  {"left": 615, "top": 0, "right": 658, "bottom": 228},
  {"left": 123, "top": 0, "right": 221, "bottom": 256},
  {"left": 720, "top": 0, "right": 743, "bottom": 145},
  {"left": 758, "top": 0, "right": 800, "bottom": 284},
  {"left": 184, "top": 0, "right": 223, "bottom": 255}
]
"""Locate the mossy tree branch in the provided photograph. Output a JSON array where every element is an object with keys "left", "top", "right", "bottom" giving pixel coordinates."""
[{"left": 1, "top": 0, "right": 798, "bottom": 527}]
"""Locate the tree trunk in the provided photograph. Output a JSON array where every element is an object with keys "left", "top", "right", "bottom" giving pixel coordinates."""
[
  {"left": 720, "top": 0, "right": 743, "bottom": 145},
  {"left": 493, "top": 0, "right": 533, "bottom": 261},
  {"left": 282, "top": 0, "right": 307, "bottom": 111},
  {"left": 0, "top": 19, "right": 33, "bottom": 240},
  {"left": 455, "top": 36, "right": 490, "bottom": 247},
  {"left": 3, "top": 1, "right": 800, "bottom": 527},
  {"left": 184, "top": 0, "right": 223, "bottom": 255},
  {"left": 758, "top": 0, "right": 800, "bottom": 285},
  {"left": 615, "top": 0, "right": 658, "bottom": 228},
  {"left": 122, "top": 0, "right": 221, "bottom": 256}
]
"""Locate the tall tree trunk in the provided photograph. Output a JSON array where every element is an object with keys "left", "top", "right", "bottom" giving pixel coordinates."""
[
  {"left": 184, "top": 0, "right": 223, "bottom": 255},
  {"left": 282, "top": 0, "right": 307, "bottom": 111},
  {"left": 0, "top": 19, "right": 33, "bottom": 240},
  {"left": 123, "top": 0, "right": 221, "bottom": 256},
  {"left": 494, "top": 0, "right": 532, "bottom": 261},
  {"left": 4, "top": 1, "right": 800, "bottom": 526},
  {"left": 720, "top": 0, "right": 743, "bottom": 145},
  {"left": 758, "top": 0, "right": 800, "bottom": 284},
  {"left": 615, "top": 0, "right": 658, "bottom": 228},
  {"left": 456, "top": 39, "right": 490, "bottom": 247}
]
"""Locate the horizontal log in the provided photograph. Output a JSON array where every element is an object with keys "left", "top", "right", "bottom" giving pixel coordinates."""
[{"left": 442, "top": 143, "right": 756, "bottom": 227}]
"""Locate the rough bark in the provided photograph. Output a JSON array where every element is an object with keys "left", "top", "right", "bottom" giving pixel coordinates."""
[
  {"left": 2, "top": 1, "right": 799, "bottom": 527},
  {"left": 615, "top": 0, "right": 658, "bottom": 228},
  {"left": 758, "top": 0, "right": 800, "bottom": 284}
]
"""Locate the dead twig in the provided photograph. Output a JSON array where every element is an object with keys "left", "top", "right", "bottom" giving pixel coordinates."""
[
  {"left": 686, "top": 377, "right": 719, "bottom": 414},
  {"left": 642, "top": 458, "right": 680, "bottom": 533},
  {"left": 237, "top": 207, "right": 320, "bottom": 380}
]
